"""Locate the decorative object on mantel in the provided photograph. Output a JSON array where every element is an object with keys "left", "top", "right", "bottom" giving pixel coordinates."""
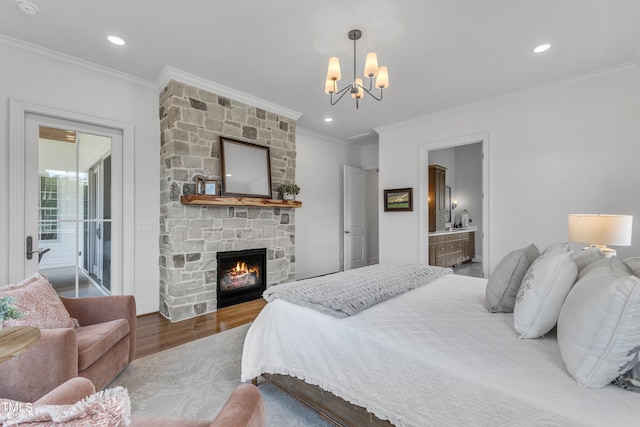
[
  {"left": 180, "top": 194, "right": 302, "bottom": 208},
  {"left": 0, "top": 296, "right": 22, "bottom": 331},
  {"left": 325, "top": 29, "right": 390, "bottom": 109},
  {"left": 195, "top": 177, "right": 218, "bottom": 196},
  {"left": 568, "top": 214, "right": 633, "bottom": 257},
  {"left": 220, "top": 137, "right": 272, "bottom": 199},
  {"left": 279, "top": 183, "right": 300, "bottom": 201},
  {"left": 384, "top": 188, "right": 413, "bottom": 212}
]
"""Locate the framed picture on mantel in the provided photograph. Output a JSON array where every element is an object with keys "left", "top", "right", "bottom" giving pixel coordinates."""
[
  {"left": 196, "top": 177, "right": 218, "bottom": 195},
  {"left": 384, "top": 188, "right": 413, "bottom": 212}
]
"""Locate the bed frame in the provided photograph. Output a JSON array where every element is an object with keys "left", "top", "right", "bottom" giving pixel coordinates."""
[{"left": 258, "top": 374, "right": 394, "bottom": 426}]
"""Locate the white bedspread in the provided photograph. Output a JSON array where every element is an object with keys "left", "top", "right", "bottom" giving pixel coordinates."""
[{"left": 241, "top": 274, "right": 640, "bottom": 426}]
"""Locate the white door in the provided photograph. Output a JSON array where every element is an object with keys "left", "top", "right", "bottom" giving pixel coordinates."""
[
  {"left": 343, "top": 165, "right": 367, "bottom": 270},
  {"left": 22, "top": 114, "right": 119, "bottom": 296}
]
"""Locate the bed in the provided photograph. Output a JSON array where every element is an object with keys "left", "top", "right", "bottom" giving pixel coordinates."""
[{"left": 241, "top": 264, "right": 640, "bottom": 426}]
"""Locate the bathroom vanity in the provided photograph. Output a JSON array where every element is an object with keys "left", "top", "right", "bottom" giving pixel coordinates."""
[{"left": 428, "top": 227, "right": 476, "bottom": 268}]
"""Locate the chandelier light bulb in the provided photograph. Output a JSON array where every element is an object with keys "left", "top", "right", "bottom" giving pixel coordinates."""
[
  {"left": 326, "top": 57, "right": 341, "bottom": 81},
  {"left": 351, "top": 78, "right": 364, "bottom": 99},
  {"left": 364, "top": 53, "right": 379, "bottom": 78},
  {"left": 375, "top": 66, "right": 389, "bottom": 89}
]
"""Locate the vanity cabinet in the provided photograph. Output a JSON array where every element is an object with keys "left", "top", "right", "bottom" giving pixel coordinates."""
[
  {"left": 428, "top": 165, "right": 447, "bottom": 232},
  {"left": 428, "top": 231, "right": 475, "bottom": 268}
]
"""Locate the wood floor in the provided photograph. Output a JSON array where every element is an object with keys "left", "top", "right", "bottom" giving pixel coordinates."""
[{"left": 134, "top": 298, "right": 266, "bottom": 359}]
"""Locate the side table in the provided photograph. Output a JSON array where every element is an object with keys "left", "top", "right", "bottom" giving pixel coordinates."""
[{"left": 0, "top": 326, "right": 41, "bottom": 364}]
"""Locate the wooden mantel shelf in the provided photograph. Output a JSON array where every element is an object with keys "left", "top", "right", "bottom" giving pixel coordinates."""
[{"left": 180, "top": 194, "right": 302, "bottom": 208}]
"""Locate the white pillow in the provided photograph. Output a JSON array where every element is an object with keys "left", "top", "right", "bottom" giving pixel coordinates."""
[
  {"left": 513, "top": 249, "right": 577, "bottom": 338},
  {"left": 557, "top": 264, "right": 640, "bottom": 388}
]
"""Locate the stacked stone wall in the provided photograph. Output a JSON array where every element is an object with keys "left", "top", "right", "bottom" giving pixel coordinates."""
[{"left": 159, "top": 80, "right": 296, "bottom": 321}]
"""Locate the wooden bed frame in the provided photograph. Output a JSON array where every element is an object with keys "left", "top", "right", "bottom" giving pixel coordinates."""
[{"left": 256, "top": 373, "right": 394, "bottom": 426}]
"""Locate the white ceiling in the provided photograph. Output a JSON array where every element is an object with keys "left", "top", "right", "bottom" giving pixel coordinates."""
[{"left": 2, "top": 0, "right": 640, "bottom": 146}]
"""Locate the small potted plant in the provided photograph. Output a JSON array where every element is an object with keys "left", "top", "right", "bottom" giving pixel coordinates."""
[
  {"left": 0, "top": 296, "right": 22, "bottom": 330},
  {"left": 278, "top": 183, "right": 300, "bottom": 201}
]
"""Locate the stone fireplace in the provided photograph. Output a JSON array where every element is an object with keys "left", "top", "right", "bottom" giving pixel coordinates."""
[
  {"left": 216, "top": 248, "right": 267, "bottom": 308},
  {"left": 159, "top": 80, "right": 297, "bottom": 322}
]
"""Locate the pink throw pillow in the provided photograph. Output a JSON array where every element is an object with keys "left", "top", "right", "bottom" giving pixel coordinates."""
[
  {"left": 0, "top": 387, "right": 131, "bottom": 427},
  {"left": 0, "top": 273, "right": 79, "bottom": 329}
]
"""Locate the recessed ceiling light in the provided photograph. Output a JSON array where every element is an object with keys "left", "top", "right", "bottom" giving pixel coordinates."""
[
  {"left": 16, "top": 0, "right": 39, "bottom": 15},
  {"left": 324, "top": 117, "right": 333, "bottom": 122},
  {"left": 533, "top": 43, "right": 551, "bottom": 53},
  {"left": 107, "top": 35, "right": 126, "bottom": 46}
]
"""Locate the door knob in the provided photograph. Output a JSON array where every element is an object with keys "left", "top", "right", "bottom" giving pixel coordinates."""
[
  {"left": 26, "top": 236, "right": 51, "bottom": 263},
  {"left": 345, "top": 230, "right": 351, "bottom": 234}
]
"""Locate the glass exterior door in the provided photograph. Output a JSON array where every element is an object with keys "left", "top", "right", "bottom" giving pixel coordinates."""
[{"left": 35, "top": 125, "right": 112, "bottom": 297}]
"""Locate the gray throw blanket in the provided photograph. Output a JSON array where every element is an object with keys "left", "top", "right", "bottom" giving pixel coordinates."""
[{"left": 263, "top": 263, "right": 452, "bottom": 318}]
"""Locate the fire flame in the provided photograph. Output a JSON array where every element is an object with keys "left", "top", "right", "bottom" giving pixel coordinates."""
[{"left": 231, "top": 261, "right": 259, "bottom": 279}]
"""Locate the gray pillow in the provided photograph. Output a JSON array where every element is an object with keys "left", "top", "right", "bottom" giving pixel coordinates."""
[
  {"left": 578, "top": 256, "right": 632, "bottom": 281},
  {"left": 572, "top": 247, "right": 604, "bottom": 273},
  {"left": 485, "top": 244, "right": 539, "bottom": 313},
  {"left": 542, "top": 242, "right": 569, "bottom": 255},
  {"left": 624, "top": 257, "right": 640, "bottom": 277}
]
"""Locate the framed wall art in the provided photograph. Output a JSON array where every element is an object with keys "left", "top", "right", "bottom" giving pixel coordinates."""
[{"left": 384, "top": 188, "right": 413, "bottom": 212}]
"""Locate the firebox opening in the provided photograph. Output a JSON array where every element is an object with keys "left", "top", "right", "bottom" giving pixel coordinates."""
[{"left": 216, "top": 248, "right": 266, "bottom": 309}]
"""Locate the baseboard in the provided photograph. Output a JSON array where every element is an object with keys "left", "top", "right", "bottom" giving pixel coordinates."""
[
  {"left": 472, "top": 256, "right": 483, "bottom": 263},
  {"left": 367, "top": 257, "right": 379, "bottom": 265},
  {"left": 295, "top": 265, "right": 341, "bottom": 281}
]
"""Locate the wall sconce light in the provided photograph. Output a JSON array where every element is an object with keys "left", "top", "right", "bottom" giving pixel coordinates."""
[{"left": 452, "top": 199, "right": 458, "bottom": 210}]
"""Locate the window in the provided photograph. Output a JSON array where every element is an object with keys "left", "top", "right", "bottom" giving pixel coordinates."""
[{"left": 39, "top": 175, "right": 59, "bottom": 241}]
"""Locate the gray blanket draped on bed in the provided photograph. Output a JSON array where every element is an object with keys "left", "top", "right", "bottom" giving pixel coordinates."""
[{"left": 263, "top": 263, "right": 452, "bottom": 318}]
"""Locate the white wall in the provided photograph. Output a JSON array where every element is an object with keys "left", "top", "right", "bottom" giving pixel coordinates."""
[
  {"left": 0, "top": 44, "right": 161, "bottom": 314},
  {"left": 377, "top": 66, "right": 640, "bottom": 273},
  {"left": 295, "top": 129, "right": 361, "bottom": 279}
]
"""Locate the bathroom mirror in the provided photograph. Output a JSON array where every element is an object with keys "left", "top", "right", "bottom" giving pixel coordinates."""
[
  {"left": 445, "top": 186, "right": 452, "bottom": 223},
  {"left": 220, "top": 137, "right": 272, "bottom": 198}
]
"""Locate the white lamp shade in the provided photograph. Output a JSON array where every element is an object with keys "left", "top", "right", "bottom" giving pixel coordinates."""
[
  {"left": 327, "top": 57, "right": 341, "bottom": 81},
  {"left": 364, "top": 52, "right": 379, "bottom": 78},
  {"left": 375, "top": 66, "right": 389, "bottom": 89},
  {"left": 568, "top": 214, "right": 633, "bottom": 246},
  {"left": 324, "top": 78, "right": 335, "bottom": 94},
  {"left": 351, "top": 78, "right": 364, "bottom": 99}
]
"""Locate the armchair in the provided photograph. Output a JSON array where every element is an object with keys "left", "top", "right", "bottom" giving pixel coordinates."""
[
  {"left": 0, "top": 295, "right": 136, "bottom": 402},
  {"left": 1, "top": 377, "right": 265, "bottom": 427}
]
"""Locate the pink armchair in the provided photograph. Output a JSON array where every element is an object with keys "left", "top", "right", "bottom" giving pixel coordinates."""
[
  {"left": 0, "top": 295, "right": 136, "bottom": 402},
  {"left": 1, "top": 377, "right": 265, "bottom": 427}
]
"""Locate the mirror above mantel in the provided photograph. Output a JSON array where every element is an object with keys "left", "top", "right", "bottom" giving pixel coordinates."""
[{"left": 220, "top": 137, "right": 272, "bottom": 198}]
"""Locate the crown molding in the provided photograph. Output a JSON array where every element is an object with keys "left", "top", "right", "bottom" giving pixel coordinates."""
[
  {"left": 375, "top": 62, "right": 638, "bottom": 135},
  {"left": 156, "top": 66, "right": 303, "bottom": 121},
  {"left": 0, "top": 34, "right": 157, "bottom": 92},
  {"left": 296, "top": 127, "right": 354, "bottom": 147}
]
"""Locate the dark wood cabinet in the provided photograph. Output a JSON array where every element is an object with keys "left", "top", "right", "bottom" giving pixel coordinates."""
[
  {"left": 428, "top": 231, "right": 475, "bottom": 268},
  {"left": 428, "top": 165, "right": 447, "bottom": 232}
]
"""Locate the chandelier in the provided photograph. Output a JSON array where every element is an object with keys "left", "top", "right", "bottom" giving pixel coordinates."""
[{"left": 324, "top": 29, "right": 389, "bottom": 108}]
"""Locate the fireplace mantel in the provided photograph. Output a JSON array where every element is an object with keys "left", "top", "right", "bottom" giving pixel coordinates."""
[{"left": 180, "top": 194, "right": 302, "bottom": 208}]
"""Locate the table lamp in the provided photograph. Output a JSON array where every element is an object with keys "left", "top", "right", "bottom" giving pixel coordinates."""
[{"left": 568, "top": 214, "right": 633, "bottom": 257}]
